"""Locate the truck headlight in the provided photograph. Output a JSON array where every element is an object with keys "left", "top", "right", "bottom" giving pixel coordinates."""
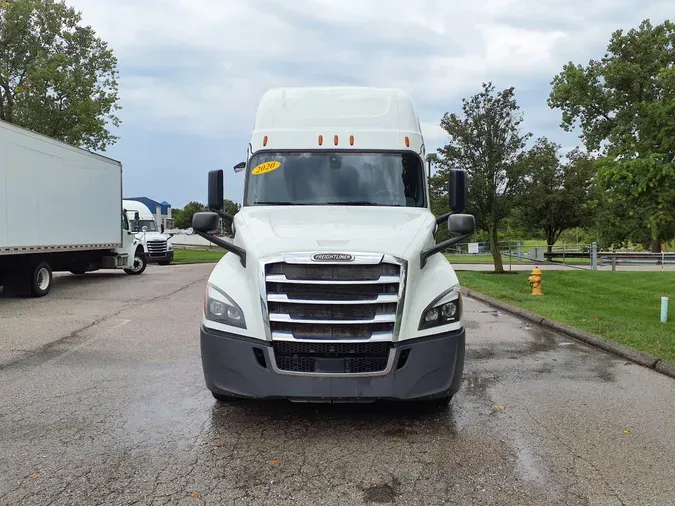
[
  {"left": 204, "top": 283, "right": 246, "bottom": 329},
  {"left": 419, "top": 285, "right": 462, "bottom": 330}
]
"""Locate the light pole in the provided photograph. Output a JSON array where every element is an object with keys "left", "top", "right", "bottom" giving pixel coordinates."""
[{"left": 426, "top": 153, "right": 438, "bottom": 179}]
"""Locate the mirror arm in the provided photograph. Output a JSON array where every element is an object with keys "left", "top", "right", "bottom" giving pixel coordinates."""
[
  {"left": 209, "top": 208, "right": 234, "bottom": 223},
  {"left": 420, "top": 233, "right": 473, "bottom": 269},
  {"left": 193, "top": 230, "right": 246, "bottom": 267},
  {"left": 435, "top": 212, "right": 452, "bottom": 225}
]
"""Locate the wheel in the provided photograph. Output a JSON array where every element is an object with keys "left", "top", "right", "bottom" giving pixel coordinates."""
[
  {"left": 212, "top": 391, "right": 241, "bottom": 402},
  {"left": 124, "top": 249, "right": 147, "bottom": 275},
  {"left": 30, "top": 261, "right": 52, "bottom": 298}
]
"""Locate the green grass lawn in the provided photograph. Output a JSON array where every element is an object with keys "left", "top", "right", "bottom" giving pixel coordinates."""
[
  {"left": 457, "top": 270, "right": 675, "bottom": 362},
  {"left": 172, "top": 248, "right": 227, "bottom": 264}
]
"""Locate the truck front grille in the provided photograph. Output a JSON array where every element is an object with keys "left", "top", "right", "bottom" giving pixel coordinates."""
[
  {"left": 273, "top": 341, "right": 390, "bottom": 373},
  {"left": 265, "top": 259, "right": 402, "bottom": 342},
  {"left": 147, "top": 240, "right": 167, "bottom": 256}
]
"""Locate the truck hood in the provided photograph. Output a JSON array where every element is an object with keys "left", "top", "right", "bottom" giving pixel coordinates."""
[
  {"left": 235, "top": 206, "right": 435, "bottom": 259},
  {"left": 135, "top": 231, "right": 169, "bottom": 241}
]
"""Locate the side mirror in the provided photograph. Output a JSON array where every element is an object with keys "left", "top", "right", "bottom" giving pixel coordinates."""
[
  {"left": 448, "top": 213, "right": 475, "bottom": 236},
  {"left": 449, "top": 169, "right": 466, "bottom": 214},
  {"left": 208, "top": 170, "right": 224, "bottom": 210},
  {"left": 234, "top": 161, "right": 246, "bottom": 173},
  {"left": 192, "top": 212, "right": 220, "bottom": 233}
]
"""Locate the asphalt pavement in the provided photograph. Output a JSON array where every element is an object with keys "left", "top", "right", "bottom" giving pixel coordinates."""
[{"left": 1, "top": 263, "right": 675, "bottom": 505}]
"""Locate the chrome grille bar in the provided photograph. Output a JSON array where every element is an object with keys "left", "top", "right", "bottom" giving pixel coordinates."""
[
  {"left": 265, "top": 274, "right": 400, "bottom": 285},
  {"left": 271, "top": 331, "right": 394, "bottom": 343},
  {"left": 269, "top": 313, "right": 397, "bottom": 325},
  {"left": 266, "top": 293, "right": 399, "bottom": 305}
]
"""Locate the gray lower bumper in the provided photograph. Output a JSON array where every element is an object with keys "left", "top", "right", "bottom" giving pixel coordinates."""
[
  {"left": 200, "top": 326, "right": 465, "bottom": 401},
  {"left": 146, "top": 250, "right": 173, "bottom": 263}
]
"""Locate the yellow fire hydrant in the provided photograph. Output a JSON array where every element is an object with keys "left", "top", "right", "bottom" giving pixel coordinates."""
[{"left": 528, "top": 267, "right": 543, "bottom": 296}]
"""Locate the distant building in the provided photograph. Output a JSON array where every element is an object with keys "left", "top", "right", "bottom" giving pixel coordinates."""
[{"left": 125, "top": 197, "right": 174, "bottom": 230}]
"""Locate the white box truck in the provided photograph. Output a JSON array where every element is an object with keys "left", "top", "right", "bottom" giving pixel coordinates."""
[
  {"left": 0, "top": 119, "right": 147, "bottom": 297},
  {"left": 192, "top": 86, "right": 475, "bottom": 404},
  {"left": 123, "top": 199, "right": 174, "bottom": 265}
]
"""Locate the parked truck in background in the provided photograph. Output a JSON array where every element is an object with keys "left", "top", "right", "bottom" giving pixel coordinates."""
[
  {"left": 191, "top": 86, "right": 476, "bottom": 404},
  {"left": 0, "top": 119, "right": 147, "bottom": 298},
  {"left": 123, "top": 200, "right": 174, "bottom": 265}
]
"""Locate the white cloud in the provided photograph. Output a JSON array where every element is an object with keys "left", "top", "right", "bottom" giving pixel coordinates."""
[
  {"left": 66, "top": 0, "right": 673, "bottom": 143},
  {"left": 419, "top": 121, "right": 447, "bottom": 144}
]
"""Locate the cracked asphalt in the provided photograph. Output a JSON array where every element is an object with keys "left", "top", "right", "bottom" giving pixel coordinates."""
[{"left": 1, "top": 263, "right": 675, "bottom": 505}]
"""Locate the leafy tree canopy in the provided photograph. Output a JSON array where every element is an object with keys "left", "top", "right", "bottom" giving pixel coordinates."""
[
  {"left": 514, "top": 139, "right": 596, "bottom": 251},
  {"left": 549, "top": 19, "right": 675, "bottom": 248},
  {"left": 435, "top": 82, "right": 532, "bottom": 272},
  {"left": 0, "top": 0, "right": 121, "bottom": 151}
]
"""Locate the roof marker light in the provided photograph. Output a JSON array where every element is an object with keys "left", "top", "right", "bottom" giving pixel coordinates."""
[
  {"left": 349, "top": 135, "right": 354, "bottom": 146},
  {"left": 334, "top": 135, "right": 339, "bottom": 146},
  {"left": 404, "top": 136, "right": 410, "bottom": 147},
  {"left": 318, "top": 135, "right": 323, "bottom": 145},
  {"left": 263, "top": 135, "right": 268, "bottom": 147}
]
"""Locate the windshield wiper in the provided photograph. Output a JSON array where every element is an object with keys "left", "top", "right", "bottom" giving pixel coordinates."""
[
  {"left": 326, "top": 201, "right": 381, "bottom": 206},
  {"left": 255, "top": 201, "right": 302, "bottom": 205},
  {"left": 255, "top": 201, "right": 402, "bottom": 206},
  {"left": 327, "top": 201, "right": 405, "bottom": 207}
]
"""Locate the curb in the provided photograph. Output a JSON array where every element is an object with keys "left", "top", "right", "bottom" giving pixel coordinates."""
[{"left": 461, "top": 287, "right": 675, "bottom": 379}]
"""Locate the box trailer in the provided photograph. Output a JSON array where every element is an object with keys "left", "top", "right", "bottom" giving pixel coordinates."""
[{"left": 0, "top": 119, "right": 146, "bottom": 297}]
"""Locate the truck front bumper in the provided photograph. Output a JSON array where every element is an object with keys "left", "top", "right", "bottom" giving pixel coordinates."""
[
  {"left": 200, "top": 325, "right": 465, "bottom": 402},
  {"left": 146, "top": 250, "right": 173, "bottom": 263}
]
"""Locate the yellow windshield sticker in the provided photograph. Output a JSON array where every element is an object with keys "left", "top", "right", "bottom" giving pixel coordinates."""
[{"left": 251, "top": 161, "right": 281, "bottom": 175}]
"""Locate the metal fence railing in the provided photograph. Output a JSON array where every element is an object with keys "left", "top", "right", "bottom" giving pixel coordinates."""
[{"left": 445, "top": 240, "right": 675, "bottom": 270}]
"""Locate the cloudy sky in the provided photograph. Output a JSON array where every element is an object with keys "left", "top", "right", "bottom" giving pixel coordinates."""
[{"left": 67, "top": 0, "right": 671, "bottom": 209}]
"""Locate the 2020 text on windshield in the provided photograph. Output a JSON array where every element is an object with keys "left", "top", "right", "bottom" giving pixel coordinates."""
[{"left": 243, "top": 151, "right": 426, "bottom": 207}]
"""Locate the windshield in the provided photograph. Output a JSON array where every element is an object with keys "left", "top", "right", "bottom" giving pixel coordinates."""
[
  {"left": 244, "top": 151, "right": 426, "bottom": 207},
  {"left": 132, "top": 219, "right": 157, "bottom": 232}
]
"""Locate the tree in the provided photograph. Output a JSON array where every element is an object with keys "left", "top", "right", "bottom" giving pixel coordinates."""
[
  {"left": 221, "top": 199, "right": 241, "bottom": 237},
  {"left": 173, "top": 201, "right": 207, "bottom": 230},
  {"left": 548, "top": 19, "right": 675, "bottom": 251},
  {"left": 516, "top": 139, "right": 596, "bottom": 252},
  {"left": 428, "top": 165, "right": 451, "bottom": 244},
  {"left": 435, "top": 82, "right": 532, "bottom": 272},
  {"left": 0, "top": 0, "right": 121, "bottom": 151}
]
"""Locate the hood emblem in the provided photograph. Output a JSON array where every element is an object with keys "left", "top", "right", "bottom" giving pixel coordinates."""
[{"left": 311, "top": 253, "right": 354, "bottom": 262}]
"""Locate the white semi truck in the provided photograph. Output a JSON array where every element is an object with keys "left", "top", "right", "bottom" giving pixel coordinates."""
[
  {"left": 123, "top": 200, "right": 174, "bottom": 265},
  {"left": 192, "top": 86, "right": 475, "bottom": 404},
  {"left": 0, "top": 119, "right": 147, "bottom": 297}
]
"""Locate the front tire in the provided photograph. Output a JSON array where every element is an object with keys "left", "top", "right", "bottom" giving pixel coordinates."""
[
  {"left": 124, "top": 249, "right": 147, "bottom": 275},
  {"left": 30, "top": 261, "right": 52, "bottom": 298}
]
